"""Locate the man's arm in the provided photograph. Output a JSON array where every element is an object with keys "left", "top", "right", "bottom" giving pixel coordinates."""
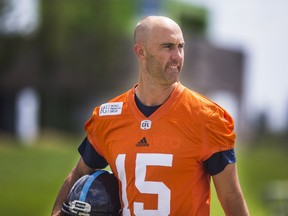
[
  {"left": 51, "top": 157, "right": 95, "bottom": 216},
  {"left": 212, "top": 163, "right": 250, "bottom": 216}
]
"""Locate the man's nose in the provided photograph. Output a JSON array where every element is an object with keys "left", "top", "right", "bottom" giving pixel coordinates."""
[{"left": 171, "top": 47, "right": 183, "bottom": 60}]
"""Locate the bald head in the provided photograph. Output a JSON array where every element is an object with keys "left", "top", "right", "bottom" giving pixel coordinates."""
[{"left": 134, "top": 16, "right": 182, "bottom": 46}]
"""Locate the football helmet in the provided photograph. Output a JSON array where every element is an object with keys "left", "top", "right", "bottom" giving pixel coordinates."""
[{"left": 62, "top": 170, "right": 121, "bottom": 216}]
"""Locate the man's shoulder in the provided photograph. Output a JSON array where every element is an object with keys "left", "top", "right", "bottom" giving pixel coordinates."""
[
  {"left": 92, "top": 87, "right": 133, "bottom": 118},
  {"left": 107, "top": 88, "right": 131, "bottom": 103},
  {"left": 182, "top": 87, "right": 216, "bottom": 107},
  {"left": 95, "top": 87, "right": 132, "bottom": 109}
]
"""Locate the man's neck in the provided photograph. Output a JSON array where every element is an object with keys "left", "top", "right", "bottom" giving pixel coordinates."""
[{"left": 135, "top": 82, "right": 178, "bottom": 106}]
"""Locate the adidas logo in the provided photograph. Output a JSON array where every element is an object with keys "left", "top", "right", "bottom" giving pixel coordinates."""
[{"left": 136, "top": 137, "right": 149, "bottom": 147}]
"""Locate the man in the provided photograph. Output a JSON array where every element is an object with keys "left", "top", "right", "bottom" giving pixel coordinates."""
[{"left": 52, "top": 16, "right": 249, "bottom": 216}]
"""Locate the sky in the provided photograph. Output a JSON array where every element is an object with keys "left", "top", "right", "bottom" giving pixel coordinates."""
[
  {"left": 181, "top": 0, "right": 288, "bottom": 131},
  {"left": 0, "top": 0, "right": 39, "bottom": 35},
  {"left": 2, "top": 0, "right": 288, "bottom": 132}
]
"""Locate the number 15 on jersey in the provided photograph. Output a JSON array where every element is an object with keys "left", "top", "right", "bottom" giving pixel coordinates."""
[{"left": 116, "top": 153, "right": 173, "bottom": 216}]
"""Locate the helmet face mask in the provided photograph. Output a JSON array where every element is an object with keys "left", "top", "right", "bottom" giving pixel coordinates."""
[
  {"left": 62, "top": 200, "right": 91, "bottom": 216},
  {"left": 62, "top": 170, "right": 122, "bottom": 216}
]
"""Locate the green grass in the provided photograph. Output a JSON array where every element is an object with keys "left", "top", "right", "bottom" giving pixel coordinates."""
[
  {"left": 0, "top": 135, "right": 80, "bottom": 216},
  {"left": 237, "top": 145, "right": 288, "bottom": 216},
  {"left": 0, "top": 134, "right": 287, "bottom": 215},
  {"left": 211, "top": 137, "right": 288, "bottom": 216}
]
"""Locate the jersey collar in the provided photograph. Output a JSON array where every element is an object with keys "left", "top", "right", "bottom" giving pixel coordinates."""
[{"left": 128, "top": 82, "right": 185, "bottom": 121}]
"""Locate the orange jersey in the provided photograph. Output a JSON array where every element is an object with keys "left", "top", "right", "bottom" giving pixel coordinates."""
[{"left": 85, "top": 83, "right": 235, "bottom": 216}]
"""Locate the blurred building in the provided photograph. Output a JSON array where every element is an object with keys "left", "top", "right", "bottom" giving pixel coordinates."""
[{"left": 182, "top": 36, "right": 244, "bottom": 133}]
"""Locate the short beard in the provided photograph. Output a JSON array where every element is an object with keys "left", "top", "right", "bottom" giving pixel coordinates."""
[{"left": 145, "top": 53, "right": 165, "bottom": 81}]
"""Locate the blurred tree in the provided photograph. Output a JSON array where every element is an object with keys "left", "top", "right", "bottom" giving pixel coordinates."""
[
  {"left": 0, "top": 0, "right": 4, "bottom": 15},
  {"left": 164, "top": 0, "right": 208, "bottom": 36},
  {"left": 38, "top": 0, "right": 136, "bottom": 90},
  {"left": 0, "top": 0, "right": 208, "bottom": 134},
  {"left": 37, "top": 0, "right": 137, "bottom": 132},
  {"left": 0, "top": 0, "right": 137, "bottom": 133}
]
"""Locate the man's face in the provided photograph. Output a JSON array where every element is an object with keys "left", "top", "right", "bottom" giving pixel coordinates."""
[{"left": 144, "top": 25, "right": 185, "bottom": 86}]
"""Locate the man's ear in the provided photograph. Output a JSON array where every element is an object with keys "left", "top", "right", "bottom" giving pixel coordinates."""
[{"left": 134, "top": 44, "right": 145, "bottom": 58}]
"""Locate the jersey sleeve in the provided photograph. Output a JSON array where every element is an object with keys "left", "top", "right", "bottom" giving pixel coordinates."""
[
  {"left": 78, "top": 137, "right": 108, "bottom": 169},
  {"left": 203, "top": 148, "right": 236, "bottom": 175},
  {"left": 202, "top": 105, "right": 236, "bottom": 160}
]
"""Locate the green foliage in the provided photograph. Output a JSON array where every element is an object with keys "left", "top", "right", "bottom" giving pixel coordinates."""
[
  {"left": 39, "top": 0, "right": 136, "bottom": 55},
  {"left": 0, "top": 0, "right": 210, "bottom": 133},
  {"left": 164, "top": 0, "right": 208, "bottom": 35}
]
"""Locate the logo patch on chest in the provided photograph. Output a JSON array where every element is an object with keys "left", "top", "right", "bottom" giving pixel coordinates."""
[
  {"left": 140, "top": 120, "right": 152, "bottom": 130},
  {"left": 99, "top": 102, "right": 123, "bottom": 116},
  {"left": 136, "top": 137, "right": 149, "bottom": 147}
]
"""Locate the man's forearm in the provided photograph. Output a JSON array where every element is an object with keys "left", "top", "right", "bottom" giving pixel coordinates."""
[
  {"left": 222, "top": 193, "right": 250, "bottom": 216},
  {"left": 51, "top": 171, "right": 79, "bottom": 216},
  {"left": 51, "top": 158, "right": 95, "bottom": 216}
]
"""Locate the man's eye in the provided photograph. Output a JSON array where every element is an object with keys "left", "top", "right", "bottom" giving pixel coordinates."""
[{"left": 164, "top": 45, "right": 173, "bottom": 49}]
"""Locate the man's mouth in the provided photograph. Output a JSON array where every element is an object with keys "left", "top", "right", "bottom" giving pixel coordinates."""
[
  {"left": 167, "top": 65, "right": 178, "bottom": 69},
  {"left": 166, "top": 64, "right": 181, "bottom": 72}
]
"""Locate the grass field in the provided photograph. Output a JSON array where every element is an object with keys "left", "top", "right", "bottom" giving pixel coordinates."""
[{"left": 0, "top": 134, "right": 288, "bottom": 215}]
